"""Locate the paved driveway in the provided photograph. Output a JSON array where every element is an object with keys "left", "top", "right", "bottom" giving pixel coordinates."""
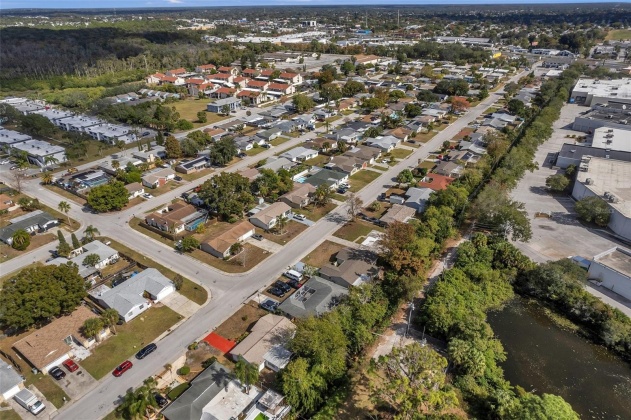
[
  {"left": 55, "top": 367, "right": 98, "bottom": 400},
  {"left": 292, "top": 215, "right": 315, "bottom": 227},
  {"left": 9, "top": 385, "right": 58, "bottom": 420},
  {"left": 246, "top": 237, "right": 283, "bottom": 254},
  {"left": 160, "top": 292, "right": 201, "bottom": 319}
]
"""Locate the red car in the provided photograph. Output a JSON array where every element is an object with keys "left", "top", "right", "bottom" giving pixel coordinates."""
[
  {"left": 113, "top": 361, "right": 133, "bottom": 377},
  {"left": 62, "top": 359, "right": 79, "bottom": 372}
]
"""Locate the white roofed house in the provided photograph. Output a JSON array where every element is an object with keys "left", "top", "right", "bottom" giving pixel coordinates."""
[
  {"left": 90, "top": 268, "right": 175, "bottom": 322},
  {"left": 364, "top": 135, "right": 401, "bottom": 152},
  {"left": 279, "top": 146, "right": 318, "bottom": 162},
  {"left": 0, "top": 359, "right": 23, "bottom": 401},
  {"left": 249, "top": 202, "right": 292, "bottom": 231}
]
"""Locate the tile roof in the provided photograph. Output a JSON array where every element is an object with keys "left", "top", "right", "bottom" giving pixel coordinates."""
[{"left": 417, "top": 174, "right": 455, "bottom": 191}]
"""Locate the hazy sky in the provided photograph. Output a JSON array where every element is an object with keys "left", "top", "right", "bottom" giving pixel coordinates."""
[{"left": 1, "top": 0, "right": 617, "bottom": 10}]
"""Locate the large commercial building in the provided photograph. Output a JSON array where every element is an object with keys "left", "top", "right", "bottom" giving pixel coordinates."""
[
  {"left": 572, "top": 156, "right": 631, "bottom": 241},
  {"left": 570, "top": 78, "right": 631, "bottom": 106},
  {"left": 588, "top": 247, "right": 631, "bottom": 301},
  {"left": 556, "top": 127, "right": 631, "bottom": 168}
]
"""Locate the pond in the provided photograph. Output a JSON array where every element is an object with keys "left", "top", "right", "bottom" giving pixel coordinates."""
[{"left": 488, "top": 298, "right": 631, "bottom": 419}]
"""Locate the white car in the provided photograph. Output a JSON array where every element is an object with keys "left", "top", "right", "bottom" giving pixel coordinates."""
[
  {"left": 294, "top": 214, "right": 306, "bottom": 221},
  {"left": 142, "top": 193, "right": 154, "bottom": 199},
  {"left": 381, "top": 159, "right": 389, "bottom": 164}
]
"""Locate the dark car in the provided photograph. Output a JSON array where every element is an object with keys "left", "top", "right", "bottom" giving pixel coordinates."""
[
  {"left": 287, "top": 279, "right": 303, "bottom": 289},
  {"left": 135, "top": 343, "right": 157, "bottom": 360},
  {"left": 252, "top": 233, "right": 264, "bottom": 241},
  {"left": 267, "top": 287, "right": 285, "bottom": 298},
  {"left": 49, "top": 366, "right": 66, "bottom": 380},
  {"left": 238, "top": 153, "right": 247, "bottom": 158},
  {"left": 337, "top": 187, "right": 348, "bottom": 194},
  {"left": 62, "top": 359, "right": 79, "bottom": 372},
  {"left": 274, "top": 281, "right": 291, "bottom": 293},
  {"left": 259, "top": 300, "right": 279, "bottom": 312},
  {"left": 113, "top": 360, "right": 133, "bottom": 377},
  {"left": 154, "top": 393, "right": 168, "bottom": 408}
]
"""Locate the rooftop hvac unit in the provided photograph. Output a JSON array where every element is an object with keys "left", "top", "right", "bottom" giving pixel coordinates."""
[{"left": 585, "top": 178, "right": 594, "bottom": 185}]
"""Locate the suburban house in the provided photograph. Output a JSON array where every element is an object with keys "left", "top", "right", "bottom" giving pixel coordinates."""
[
  {"left": 364, "top": 135, "right": 401, "bottom": 152},
  {"left": 246, "top": 80, "right": 269, "bottom": 91},
  {"left": 46, "top": 240, "right": 120, "bottom": 280},
  {"left": 326, "top": 155, "right": 366, "bottom": 175},
  {"left": 417, "top": 174, "right": 455, "bottom": 191},
  {"left": 203, "top": 128, "right": 228, "bottom": 141},
  {"left": 305, "top": 137, "right": 337, "bottom": 152},
  {"left": 279, "top": 72, "right": 303, "bottom": 85},
  {"left": 280, "top": 183, "right": 316, "bottom": 209},
  {"left": 195, "top": 64, "right": 216, "bottom": 73},
  {"left": 319, "top": 248, "right": 380, "bottom": 288},
  {"left": 279, "top": 276, "right": 349, "bottom": 319},
  {"left": 434, "top": 161, "right": 464, "bottom": 179},
  {"left": 218, "top": 66, "right": 239, "bottom": 76},
  {"left": 344, "top": 145, "right": 382, "bottom": 165},
  {"left": 175, "top": 156, "right": 210, "bottom": 174},
  {"left": 166, "top": 68, "right": 187, "bottom": 77},
  {"left": 132, "top": 146, "right": 166, "bottom": 163},
  {"left": 125, "top": 182, "right": 145, "bottom": 199},
  {"left": 384, "top": 127, "right": 411, "bottom": 142},
  {"left": 90, "top": 268, "right": 175, "bottom": 322},
  {"left": 211, "top": 87, "right": 237, "bottom": 99},
  {"left": 0, "top": 210, "right": 59, "bottom": 245},
  {"left": 305, "top": 168, "right": 349, "bottom": 190},
  {"left": 141, "top": 168, "right": 176, "bottom": 189},
  {"left": 201, "top": 220, "right": 256, "bottom": 258},
  {"left": 260, "top": 157, "right": 295, "bottom": 172},
  {"left": 279, "top": 146, "right": 318, "bottom": 162},
  {"left": 207, "top": 97, "right": 240, "bottom": 113},
  {"left": 404, "top": 187, "right": 434, "bottom": 214},
  {"left": 13, "top": 306, "right": 109, "bottom": 373},
  {"left": 163, "top": 361, "right": 282, "bottom": 420},
  {"left": 268, "top": 82, "right": 295, "bottom": 96},
  {"left": 326, "top": 128, "right": 360, "bottom": 144},
  {"left": 256, "top": 127, "right": 282, "bottom": 142},
  {"left": 145, "top": 201, "right": 207, "bottom": 234},
  {"left": 380, "top": 204, "right": 416, "bottom": 225},
  {"left": 0, "top": 359, "right": 23, "bottom": 401},
  {"left": 249, "top": 202, "right": 292, "bottom": 231},
  {"left": 237, "top": 90, "right": 264, "bottom": 106},
  {"left": 229, "top": 314, "right": 296, "bottom": 372}
]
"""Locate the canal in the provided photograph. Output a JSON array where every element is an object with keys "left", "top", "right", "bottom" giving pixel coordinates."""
[{"left": 488, "top": 298, "right": 631, "bottom": 419}]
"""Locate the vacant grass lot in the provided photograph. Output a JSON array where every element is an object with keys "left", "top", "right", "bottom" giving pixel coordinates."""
[
  {"left": 388, "top": 148, "right": 413, "bottom": 159},
  {"left": 81, "top": 305, "right": 181, "bottom": 379},
  {"left": 0, "top": 233, "right": 56, "bottom": 264},
  {"left": 606, "top": 29, "right": 631, "bottom": 41},
  {"left": 214, "top": 301, "right": 269, "bottom": 341},
  {"left": 334, "top": 220, "right": 384, "bottom": 243},
  {"left": 292, "top": 202, "right": 337, "bottom": 222},
  {"left": 171, "top": 99, "right": 228, "bottom": 129},
  {"left": 301, "top": 240, "right": 345, "bottom": 268},
  {"left": 44, "top": 184, "right": 87, "bottom": 205},
  {"left": 100, "top": 236, "right": 208, "bottom": 305},
  {"left": 270, "top": 136, "right": 291, "bottom": 147},
  {"left": 349, "top": 170, "right": 381, "bottom": 193}
]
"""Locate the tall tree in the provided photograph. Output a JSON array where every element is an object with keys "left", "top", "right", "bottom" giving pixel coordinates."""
[
  {"left": 71, "top": 233, "right": 81, "bottom": 250},
  {"left": 117, "top": 377, "right": 159, "bottom": 420},
  {"left": 87, "top": 182, "right": 129, "bottom": 212},
  {"left": 209, "top": 137, "right": 238, "bottom": 166},
  {"left": 11, "top": 229, "right": 31, "bottom": 251},
  {"left": 101, "top": 308, "right": 120, "bottom": 334},
  {"left": 83, "top": 225, "right": 100, "bottom": 243},
  {"left": 313, "top": 184, "right": 332, "bottom": 207},
  {"left": 234, "top": 357, "right": 259, "bottom": 394},
  {"left": 82, "top": 318, "right": 105, "bottom": 342},
  {"left": 164, "top": 135, "right": 182, "bottom": 159},
  {"left": 58, "top": 201, "right": 71, "bottom": 224},
  {"left": 346, "top": 193, "right": 364, "bottom": 220}
]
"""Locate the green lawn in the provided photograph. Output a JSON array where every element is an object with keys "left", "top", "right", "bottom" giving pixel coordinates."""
[
  {"left": 171, "top": 99, "right": 228, "bottom": 129},
  {"left": 246, "top": 147, "right": 267, "bottom": 156},
  {"left": 389, "top": 148, "right": 413, "bottom": 159},
  {"left": 349, "top": 170, "right": 381, "bottom": 192},
  {"left": 81, "top": 306, "right": 181, "bottom": 379},
  {"left": 270, "top": 136, "right": 291, "bottom": 147},
  {"left": 419, "top": 161, "right": 437, "bottom": 170},
  {"left": 0, "top": 410, "right": 23, "bottom": 420},
  {"left": 100, "top": 235, "right": 208, "bottom": 305},
  {"left": 371, "top": 165, "right": 388, "bottom": 171},
  {"left": 334, "top": 220, "right": 384, "bottom": 242},
  {"left": 292, "top": 202, "right": 337, "bottom": 222},
  {"left": 24, "top": 374, "right": 70, "bottom": 409},
  {"left": 168, "top": 383, "right": 190, "bottom": 400},
  {"left": 606, "top": 29, "right": 631, "bottom": 41},
  {"left": 304, "top": 154, "right": 330, "bottom": 167}
]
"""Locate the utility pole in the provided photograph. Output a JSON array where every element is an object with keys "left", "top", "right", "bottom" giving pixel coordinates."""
[{"left": 397, "top": 10, "right": 400, "bottom": 28}]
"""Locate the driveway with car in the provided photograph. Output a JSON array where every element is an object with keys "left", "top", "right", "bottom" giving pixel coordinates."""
[{"left": 55, "top": 365, "right": 98, "bottom": 400}]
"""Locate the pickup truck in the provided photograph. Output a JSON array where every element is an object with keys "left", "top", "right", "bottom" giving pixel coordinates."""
[{"left": 14, "top": 388, "right": 46, "bottom": 415}]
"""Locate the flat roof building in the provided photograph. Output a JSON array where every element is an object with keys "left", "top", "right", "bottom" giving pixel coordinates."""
[
  {"left": 588, "top": 247, "right": 631, "bottom": 302},
  {"left": 570, "top": 78, "right": 631, "bottom": 106}
]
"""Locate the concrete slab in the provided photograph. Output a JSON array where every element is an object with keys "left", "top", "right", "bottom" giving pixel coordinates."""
[
  {"left": 53, "top": 367, "right": 98, "bottom": 400},
  {"left": 9, "top": 385, "right": 58, "bottom": 420},
  {"left": 160, "top": 292, "right": 200, "bottom": 319},
  {"left": 246, "top": 237, "right": 282, "bottom": 253}
]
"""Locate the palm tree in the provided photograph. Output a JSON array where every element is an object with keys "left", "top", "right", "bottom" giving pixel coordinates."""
[
  {"left": 138, "top": 163, "right": 150, "bottom": 172},
  {"left": 313, "top": 184, "right": 332, "bottom": 207},
  {"left": 275, "top": 215, "right": 289, "bottom": 235},
  {"left": 116, "top": 140, "right": 126, "bottom": 155},
  {"left": 101, "top": 308, "right": 120, "bottom": 334},
  {"left": 58, "top": 201, "right": 71, "bottom": 224},
  {"left": 230, "top": 241, "right": 244, "bottom": 256},
  {"left": 44, "top": 155, "right": 59, "bottom": 167},
  {"left": 41, "top": 172, "right": 53, "bottom": 185},
  {"left": 82, "top": 318, "right": 105, "bottom": 342},
  {"left": 117, "top": 377, "right": 159, "bottom": 419},
  {"left": 83, "top": 225, "right": 100, "bottom": 242},
  {"left": 111, "top": 160, "right": 120, "bottom": 171},
  {"left": 235, "top": 357, "right": 259, "bottom": 394}
]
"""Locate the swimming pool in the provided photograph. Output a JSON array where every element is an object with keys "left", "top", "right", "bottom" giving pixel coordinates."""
[{"left": 295, "top": 176, "right": 307, "bottom": 183}]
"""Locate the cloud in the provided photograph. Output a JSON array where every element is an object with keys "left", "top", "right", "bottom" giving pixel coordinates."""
[{"left": 167, "top": 0, "right": 183, "bottom": 3}]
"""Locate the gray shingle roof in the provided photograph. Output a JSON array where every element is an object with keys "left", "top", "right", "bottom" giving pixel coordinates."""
[
  {"left": 97, "top": 268, "right": 173, "bottom": 316},
  {"left": 279, "top": 276, "right": 348, "bottom": 318}
]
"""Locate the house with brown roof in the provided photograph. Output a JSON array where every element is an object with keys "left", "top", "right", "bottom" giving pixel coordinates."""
[
  {"left": 247, "top": 80, "right": 270, "bottom": 91},
  {"left": 343, "top": 145, "right": 382, "bottom": 165},
  {"left": 319, "top": 248, "right": 380, "bottom": 288},
  {"left": 417, "top": 174, "right": 455, "bottom": 191},
  {"left": 280, "top": 184, "right": 316, "bottom": 209},
  {"left": 201, "top": 220, "right": 256, "bottom": 258},
  {"left": 208, "top": 73, "right": 235, "bottom": 84},
  {"left": 268, "top": 83, "right": 294, "bottom": 95},
  {"left": 125, "top": 182, "right": 145, "bottom": 199},
  {"left": 195, "top": 64, "right": 216, "bottom": 73},
  {"left": 249, "top": 202, "right": 292, "bottom": 231},
  {"left": 380, "top": 204, "right": 416, "bottom": 225},
  {"left": 203, "top": 127, "right": 228, "bottom": 141},
  {"left": 352, "top": 54, "right": 382, "bottom": 65},
  {"left": 326, "top": 155, "right": 366, "bottom": 175},
  {"left": 242, "top": 68, "right": 260, "bottom": 78},
  {"left": 166, "top": 68, "right": 187, "bottom": 76},
  {"left": 385, "top": 127, "right": 412, "bottom": 142},
  {"left": 237, "top": 90, "right": 264, "bottom": 106},
  {"left": 212, "top": 87, "right": 237, "bottom": 99},
  {"left": 338, "top": 98, "right": 358, "bottom": 111},
  {"left": 434, "top": 161, "right": 464, "bottom": 179},
  {"left": 238, "top": 168, "right": 261, "bottom": 182},
  {"left": 145, "top": 201, "right": 204, "bottom": 234},
  {"left": 305, "top": 137, "right": 337, "bottom": 152},
  {"left": 229, "top": 314, "right": 296, "bottom": 372},
  {"left": 218, "top": 66, "right": 239, "bottom": 76},
  {"left": 13, "top": 306, "right": 109, "bottom": 373}
]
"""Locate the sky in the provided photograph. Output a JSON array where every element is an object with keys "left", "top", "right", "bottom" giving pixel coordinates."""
[{"left": 1, "top": 0, "right": 619, "bottom": 10}]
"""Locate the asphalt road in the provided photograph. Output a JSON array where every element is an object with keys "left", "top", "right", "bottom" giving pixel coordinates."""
[{"left": 0, "top": 65, "right": 535, "bottom": 420}]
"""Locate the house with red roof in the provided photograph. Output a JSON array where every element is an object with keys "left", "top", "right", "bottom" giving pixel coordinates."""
[
  {"left": 237, "top": 90, "right": 264, "bottom": 105},
  {"left": 208, "top": 73, "right": 234, "bottom": 84},
  {"left": 218, "top": 66, "right": 239, "bottom": 76},
  {"left": 259, "top": 69, "right": 275, "bottom": 78},
  {"left": 195, "top": 63, "right": 216, "bottom": 73},
  {"left": 247, "top": 80, "right": 270, "bottom": 91},
  {"left": 279, "top": 72, "right": 303, "bottom": 85},
  {"left": 212, "top": 87, "right": 237, "bottom": 99},
  {"left": 166, "top": 68, "right": 187, "bottom": 76},
  {"left": 417, "top": 174, "right": 455, "bottom": 191},
  {"left": 242, "top": 68, "right": 260, "bottom": 78},
  {"left": 146, "top": 73, "right": 166, "bottom": 85},
  {"left": 268, "top": 83, "right": 294, "bottom": 95}
]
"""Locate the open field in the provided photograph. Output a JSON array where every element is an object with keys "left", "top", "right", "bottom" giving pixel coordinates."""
[
  {"left": 606, "top": 29, "right": 631, "bottom": 41},
  {"left": 349, "top": 170, "right": 381, "bottom": 193},
  {"left": 214, "top": 301, "right": 269, "bottom": 341},
  {"left": 171, "top": 99, "right": 228, "bottom": 129},
  {"left": 301, "top": 239, "right": 345, "bottom": 268},
  {"left": 81, "top": 305, "right": 181, "bottom": 379}
]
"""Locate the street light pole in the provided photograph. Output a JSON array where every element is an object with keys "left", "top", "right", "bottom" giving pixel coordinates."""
[{"left": 405, "top": 302, "right": 415, "bottom": 338}]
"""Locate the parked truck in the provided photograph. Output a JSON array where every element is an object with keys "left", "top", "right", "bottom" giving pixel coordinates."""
[{"left": 14, "top": 388, "right": 45, "bottom": 415}]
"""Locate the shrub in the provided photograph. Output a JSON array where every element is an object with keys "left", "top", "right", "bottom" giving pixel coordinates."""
[
  {"left": 178, "top": 366, "right": 190, "bottom": 375},
  {"left": 187, "top": 342, "right": 198, "bottom": 351},
  {"left": 201, "top": 357, "right": 218, "bottom": 369}
]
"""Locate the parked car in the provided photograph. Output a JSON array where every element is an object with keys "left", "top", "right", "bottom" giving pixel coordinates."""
[
  {"left": 67, "top": 167, "right": 78, "bottom": 174},
  {"left": 62, "top": 359, "right": 79, "bottom": 372},
  {"left": 252, "top": 233, "right": 264, "bottom": 241},
  {"left": 113, "top": 360, "right": 133, "bottom": 377},
  {"left": 49, "top": 366, "right": 66, "bottom": 380},
  {"left": 9, "top": 166, "right": 17, "bottom": 170},
  {"left": 238, "top": 153, "right": 247, "bottom": 158},
  {"left": 142, "top": 131, "right": 151, "bottom": 137},
  {"left": 267, "top": 287, "right": 285, "bottom": 298},
  {"left": 293, "top": 214, "right": 306, "bottom": 221},
  {"left": 381, "top": 159, "right": 389, "bottom": 164},
  {"left": 154, "top": 393, "right": 168, "bottom": 408},
  {"left": 174, "top": 176, "right": 183, "bottom": 181},
  {"left": 135, "top": 343, "right": 157, "bottom": 360},
  {"left": 259, "top": 299, "right": 278, "bottom": 312},
  {"left": 142, "top": 193, "right": 154, "bottom": 199},
  {"left": 337, "top": 187, "right": 348, "bottom": 194},
  {"left": 262, "top": 143, "right": 272, "bottom": 149},
  {"left": 287, "top": 279, "right": 303, "bottom": 289},
  {"left": 274, "top": 281, "right": 291, "bottom": 293}
]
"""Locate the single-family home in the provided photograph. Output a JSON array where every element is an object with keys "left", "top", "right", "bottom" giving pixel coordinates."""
[
  {"left": 422, "top": 109, "right": 448, "bottom": 118},
  {"left": 305, "top": 168, "right": 349, "bottom": 190},
  {"left": 326, "top": 128, "right": 360, "bottom": 145},
  {"left": 237, "top": 168, "right": 261, "bottom": 182},
  {"left": 256, "top": 127, "right": 282, "bottom": 142},
  {"left": 404, "top": 187, "right": 434, "bottom": 213},
  {"left": 326, "top": 155, "right": 366, "bottom": 175},
  {"left": 211, "top": 87, "right": 237, "bottom": 99},
  {"left": 218, "top": 66, "right": 239, "bottom": 76},
  {"left": 146, "top": 73, "right": 166, "bottom": 85},
  {"left": 145, "top": 201, "right": 206, "bottom": 234},
  {"left": 246, "top": 80, "right": 269, "bottom": 91},
  {"left": 125, "top": 182, "right": 145, "bottom": 199},
  {"left": 203, "top": 128, "right": 228, "bottom": 141},
  {"left": 448, "top": 149, "right": 481, "bottom": 166},
  {"left": 237, "top": 90, "right": 264, "bottom": 106},
  {"left": 242, "top": 68, "right": 260, "bottom": 78},
  {"left": 249, "top": 202, "right": 292, "bottom": 231},
  {"left": 175, "top": 156, "right": 210, "bottom": 174},
  {"left": 141, "top": 168, "right": 175, "bottom": 189},
  {"left": 234, "top": 136, "right": 253, "bottom": 153},
  {"left": 229, "top": 314, "right": 296, "bottom": 372},
  {"left": 344, "top": 145, "right": 382, "bottom": 165},
  {"left": 278, "top": 72, "right": 303, "bottom": 85},
  {"left": 280, "top": 183, "right": 317, "bottom": 209},
  {"left": 200, "top": 220, "right": 256, "bottom": 258},
  {"left": 305, "top": 137, "right": 337, "bottom": 152},
  {"left": 279, "top": 146, "right": 318, "bottom": 162},
  {"left": 279, "top": 276, "right": 349, "bottom": 319},
  {"left": 364, "top": 135, "right": 401, "bottom": 152},
  {"left": 0, "top": 359, "right": 23, "bottom": 401},
  {"left": 132, "top": 146, "right": 166, "bottom": 163},
  {"left": 379, "top": 204, "right": 416, "bottom": 225},
  {"left": 91, "top": 268, "right": 175, "bottom": 322},
  {"left": 0, "top": 210, "right": 59, "bottom": 245},
  {"left": 260, "top": 157, "right": 295, "bottom": 172},
  {"left": 268, "top": 82, "right": 294, "bottom": 96},
  {"left": 384, "top": 127, "right": 411, "bottom": 142},
  {"left": 13, "top": 306, "right": 109, "bottom": 373},
  {"left": 195, "top": 64, "right": 216, "bottom": 73},
  {"left": 47, "top": 240, "right": 120, "bottom": 280},
  {"left": 434, "top": 161, "right": 464, "bottom": 178},
  {"left": 319, "top": 248, "right": 380, "bottom": 288},
  {"left": 417, "top": 174, "right": 455, "bottom": 191},
  {"left": 166, "top": 68, "right": 187, "bottom": 77},
  {"left": 207, "top": 97, "right": 240, "bottom": 113}
]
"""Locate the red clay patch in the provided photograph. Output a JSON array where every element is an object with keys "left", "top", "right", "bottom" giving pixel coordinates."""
[{"left": 202, "top": 332, "right": 235, "bottom": 353}]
